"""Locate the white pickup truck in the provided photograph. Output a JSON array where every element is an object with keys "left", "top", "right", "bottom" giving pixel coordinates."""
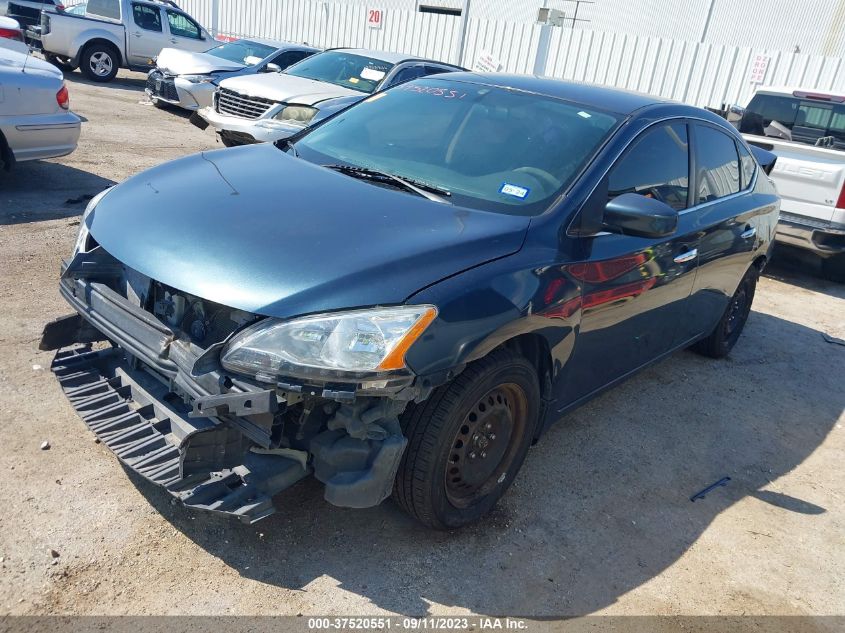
[
  {"left": 39, "top": 0, "right": 211, "bottom": 82},
  {"left": 734, "top": 87, "right": 845, "bottom": 281}
]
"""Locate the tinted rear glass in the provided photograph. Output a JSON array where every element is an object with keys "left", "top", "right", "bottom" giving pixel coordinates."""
[
  {"left": 694, "top": 125, "right": 741, "bottom": 204},
  {"left": 284, "top": 51, "right": 394, "bottom": 94},
  {"left": 294, "top": 79, "right": 621, "bottom": 216},
  {"left": 86, "top": 0, "right": 119, "bottom": 19},
  {"left": 740, "top": 92, "right": 845, "bottom": 150}
]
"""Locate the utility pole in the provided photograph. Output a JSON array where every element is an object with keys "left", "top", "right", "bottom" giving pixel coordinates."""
[
  {"left": 456, "top": 0, "right": 472, "bottom": 67},
  {"left": 700, "top": 0, "right": 716, "bottom": 43}
]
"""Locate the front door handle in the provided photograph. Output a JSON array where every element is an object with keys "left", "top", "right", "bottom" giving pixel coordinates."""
[
  {"left": 133, "top": 31, "right": 142, "bottom": 37},
  {"left": 740, "top": 226, "right": 757, "bottom": 239},
  {"left": 170, "top": 38, "right": 177, "bottom": 43},
  {"left": 673, "top": 248, "right": 698, "bottom": 264}
]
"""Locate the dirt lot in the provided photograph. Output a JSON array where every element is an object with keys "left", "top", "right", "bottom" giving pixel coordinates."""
[{"left": 0, "top": 67, "right": 843, "bottom": 618}]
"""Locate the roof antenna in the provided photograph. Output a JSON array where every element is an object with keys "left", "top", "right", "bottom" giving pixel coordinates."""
[{"left": 22, "top": 34, "right": 32, "bottom": 73}]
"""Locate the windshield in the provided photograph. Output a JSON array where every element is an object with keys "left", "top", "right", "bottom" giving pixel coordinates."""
[
  {"left": 207, "top": 40, "right": 276, "bottom": 65},
  {"left": 284, "top": 51, "right": 393, "bottom": 94},
  {"left": 739, "top": 92, "right": 845, "bottom": 149},
  {"left": 292, "top": 79, "right": 620, "bottom": 215}
]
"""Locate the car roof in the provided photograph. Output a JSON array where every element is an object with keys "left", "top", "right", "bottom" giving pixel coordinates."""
[
  {"left": 239, "top": 37, "right": 320, "bottom": 52},
  {"left": 753, "top": 85, "right": 845, "bottom": 99},
  {"left": 429, "top": 72, "right": 675, "bottom": 115},
  {"left": 326, "top": 48, "right": 428, "bottom": 65}
]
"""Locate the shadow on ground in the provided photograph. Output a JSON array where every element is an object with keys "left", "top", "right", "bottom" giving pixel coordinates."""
[
  {"left": 0, "top": 161, "right": 114, "bottom": 225},
  {"left": 122, "top": 308, "right": 843, "bottom": 616},
  {"left": 765, "top": 245, "right": 845, "bottom": 300}
]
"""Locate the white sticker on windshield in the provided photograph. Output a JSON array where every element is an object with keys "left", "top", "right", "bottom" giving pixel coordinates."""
[
  {"left": 577, "top": 111, "right": 592, "bottom": 118},
  {"left": 500, "top": 183, "right": 530, "bottom": 199},
  {"left": 361, "top": 67, "right": 386, "bottom": 81}
]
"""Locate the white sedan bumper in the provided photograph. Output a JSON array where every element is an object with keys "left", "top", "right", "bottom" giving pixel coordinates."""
[
  {"left": 1, "top": 110, "right": 82, "bottom": 163},
  {"left": 146, "top": 71, "right": 217, "bottom": 111},
  {"left": 198, "top": 105, "right": 305, "bottom": 143}
]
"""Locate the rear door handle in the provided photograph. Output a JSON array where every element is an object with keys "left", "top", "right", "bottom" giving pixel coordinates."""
[
  {"left": 741, "top": 227, "right": 757, "bottom": 239},
  {"left": 673, "top": 249, "right": 698, "bottom": 264}
]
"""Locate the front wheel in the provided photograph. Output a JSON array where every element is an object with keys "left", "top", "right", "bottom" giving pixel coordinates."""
[
  {"left": 393, "top": 348, "right": 540, "bottom": 529},
  {"left": 692, "top": 267, "right": 758, "bottom": 358},
  {"left": 80, "top": 43, "right": 119, "bottom": 82}
]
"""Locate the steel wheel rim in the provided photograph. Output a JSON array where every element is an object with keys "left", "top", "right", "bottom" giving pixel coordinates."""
[
  {"left": 90, "top": 52, "right": 113, "bottom": 76},
  {"left": 445, "top": 382, "right": 528, "bottom": 508}
]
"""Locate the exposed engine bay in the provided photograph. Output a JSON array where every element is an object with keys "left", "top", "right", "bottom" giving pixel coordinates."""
[{"left": 41, "top": 246, "right": 416, "bottom": 523}]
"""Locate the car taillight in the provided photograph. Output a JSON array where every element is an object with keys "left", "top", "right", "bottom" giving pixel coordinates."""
[
  {"left": 0, "top": 27, "right": 24, "bottom": 42},
  {"left": 56, "top": 84, "right": 69, "bottom": 110},
  {"left": 55, "top": 3, "right": 66, "bottom": 9},
  {"left": 835, "top": 181, "right": 845, "bottom": 210}
]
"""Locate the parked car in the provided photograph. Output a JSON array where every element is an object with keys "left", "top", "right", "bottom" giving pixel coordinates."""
[
  {"left": 0, "top": 15, "right": 27, "bottom": 52},
  {"left": 732, "top": 86, "right": 845, "bottom": 281},
  {"left": 194, "top": 47, "right": 464, "bottom": 146},
  {"left": 146, "top": 38, "right": 319, "bottom": 111},
  {"left": 25, "top": 1, "right": 84, "bottom": 52},
  {"left": 42, "top": 74, "right": 778, "bottom": 529},
  {"left": 0, "top": 46, "right": 80, "bottom": 170},
  {"left": 39, "top": 0, "right": 211, "bottom": 82},
  {"left": 0, "top": 0, "right": 62, "bottom": 30}
]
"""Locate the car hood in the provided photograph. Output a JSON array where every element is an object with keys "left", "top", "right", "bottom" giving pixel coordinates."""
[
  {"left": 218, "top": 72, "right": 361, "bottom": 106},
  {"left": 156, "top": 47, "right": 244, "bottom": 75},
  {"left": 88, "top": 145, "right": 531, "bottom": 318}
]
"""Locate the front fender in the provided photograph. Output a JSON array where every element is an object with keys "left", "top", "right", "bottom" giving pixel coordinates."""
[{"left": 403, "top": 247, "right": 582, "bottom": 386}]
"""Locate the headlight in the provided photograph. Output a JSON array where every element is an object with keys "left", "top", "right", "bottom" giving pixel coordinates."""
[
  {"left": 221, "top": 305, "right": 437, "bottom": 378},
  {"left": 181, "top": 74, "right": 214, "bottom": 84},
  {"left": 274, "top": 104, "right": 318, "bottom": 126},
  {"left": 73, "top": 188, "right": 110, "bottom": 256}
]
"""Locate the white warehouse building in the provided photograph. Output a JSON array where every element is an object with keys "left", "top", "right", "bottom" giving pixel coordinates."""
[{"left": 338, "top": 0, "right": 845, "bottom": 58}]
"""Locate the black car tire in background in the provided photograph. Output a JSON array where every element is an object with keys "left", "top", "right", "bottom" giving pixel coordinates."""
[
  {"left": 692, "top": 267, "right": 759, "bottom": 359},
  {"left": 821, "top": 254, "right": 845, "bottom": 283},
  {"left": 394, "top": 348, "right": 540, "bottom": 529},
  {"left": 44, "top": 53, "right": 77, "bottom": 72},
  {"left": 80, "top": 42, "right": 120, "bottom": 82}
]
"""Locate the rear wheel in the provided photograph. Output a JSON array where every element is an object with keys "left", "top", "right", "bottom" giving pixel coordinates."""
[
  {"left": 80, "top": 43, "right": 119, "bottom": 82},
  {"left": 692, "top": 267, "right": 758, "bottom": 358},
  {"left": 393, "top": 348, "right": 540, "bottom": 529},
  {"left": 44, "top": 53, "right": 77, "bottom": 72},
  {"left": 821, "top": 254, "right": 845, "bottom": 283}
]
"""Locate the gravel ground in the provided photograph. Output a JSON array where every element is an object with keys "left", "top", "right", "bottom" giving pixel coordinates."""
[{"left": 0, "top": 67, "right": 843, "bottom": 617}]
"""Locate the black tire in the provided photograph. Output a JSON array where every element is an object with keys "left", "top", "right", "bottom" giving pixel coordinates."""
[
  {"left": 44, "top": 53, "right": 78, "bottom": 72},
  {"left": 393, "top": 347, "right": 540, "bottom": 529},
  {"left": 80, "top": 43, "right": 119, "bottom": 82},
  {"left": 151, "top": 98, "right": 168, "bottom": 109},
  {"left": 692, "top": 267, "right": 758, "bottom": 358},
  {"left": 821, "top": 255, "right": 845, "bottom": 283}
]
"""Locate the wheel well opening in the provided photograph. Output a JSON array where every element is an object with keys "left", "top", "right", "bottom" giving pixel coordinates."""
[
  {"left": 0, "top": 131, "right": 12, "bottom": 172},
  {"left": 752, "top": 254, "right": 767, "bottom": 273},
  {"left": 83, "top": 39, "right": 123, "bottom": 66},
  {"left": 503, "top": 334, "right": 553, "bottom": 399}
]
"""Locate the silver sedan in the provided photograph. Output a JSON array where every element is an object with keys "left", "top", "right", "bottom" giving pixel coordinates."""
[{"left": 0, "top": 48, "right": 81, "bottom": 169}]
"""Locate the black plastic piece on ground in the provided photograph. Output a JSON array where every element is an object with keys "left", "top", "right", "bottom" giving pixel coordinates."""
[{"left": 690, "top": 476, "right": 731, "bottom": 502}]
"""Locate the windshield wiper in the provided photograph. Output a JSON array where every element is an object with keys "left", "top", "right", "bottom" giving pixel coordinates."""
[{"left": 322, "top": 164, "right": 451, "bottom": 204}]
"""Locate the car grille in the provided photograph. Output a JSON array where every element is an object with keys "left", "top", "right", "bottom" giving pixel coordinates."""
[
  {"left": 779, "top": 211, "right": 832, "bottom": 230},
  {"left": 147, "top": 71, "right": 179, "bottom": 102},
  {"left": 215, "top": 88, "right": 275, "bottom": 119}
]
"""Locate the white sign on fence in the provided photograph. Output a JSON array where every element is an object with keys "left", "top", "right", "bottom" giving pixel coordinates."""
[
  {"left": 749, "top": 54, "right": 770, "bottom": 84},
  {"left": 367, "top": 8, "right": 383, "bottom": 29},
  {"left": 473, "top": 50, "right": 503, "bottom": 73}
]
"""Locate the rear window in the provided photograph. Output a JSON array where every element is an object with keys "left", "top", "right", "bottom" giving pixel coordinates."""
[
  {"left": 86, "top": 0, "right": 119, "bottom": 20},
  {"left": 740, "top": 92, "right": 845, "bottom": 150},
  {"left": 284, "top": 51, "right": 394, "bottom": 94}
]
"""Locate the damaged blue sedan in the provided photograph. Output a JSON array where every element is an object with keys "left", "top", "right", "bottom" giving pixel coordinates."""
[{"left": 42, "top": 73, "right": 779, "bottom": 528}]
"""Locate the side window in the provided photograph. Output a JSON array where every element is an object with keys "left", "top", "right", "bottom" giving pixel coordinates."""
[
  {"left": 694, "top": 125, "right": 741, "bottom": 204},
  {"left": 166, "top": 10, "right": 201, "bottom": 39},
  {"left": 387, "top": 65, "right": 425, "bottom": 88},
  {"left": 272, "top": 50, "right": 312, "bottom": 70},
  {"left": 423, "top": 65, "right": 450, "bottom": 77},
  {"left": 132, "top": 4, "right": 162, "bottom": 32},
  {"left": 608, "top": 122, "right": 690, "bottom": 211},
  {"left": 737, "top": 142, "right": 756, "bottom": 190},
  {"left": 87, "top": 0, "right": 120, "bottom": 20}
]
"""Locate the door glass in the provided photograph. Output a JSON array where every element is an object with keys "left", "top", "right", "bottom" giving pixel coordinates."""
[
  {"left": 272, "top": 50, "right": 312, "bottom": 70},
  {"left": 166, "top": 10, "right": 201, "bottom": 39},
  {"left": 737, "top": 142, "right": 756, "bottom": 190},
  {"left": 608, "top": 123, "right": 690, "bottom": 211},
  {"left": 694, "top": 125, "right": 741, "bottom": 204},
  {"left": 132, "top": 4, "right": 162, "bottom": 31},
  {"left": 387, "top": 65, "right": 425, "bottom": 88},
  {"left": 423, "top": 65, "right": 450, "bottom": 77}
]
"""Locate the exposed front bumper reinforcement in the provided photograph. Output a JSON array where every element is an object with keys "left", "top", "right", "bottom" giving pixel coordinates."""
[{"left": 51, "top": 345, "right": 309, "bottom": 524}]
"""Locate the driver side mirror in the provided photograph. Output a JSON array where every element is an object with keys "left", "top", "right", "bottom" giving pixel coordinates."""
[
  {"left": 603, "top": 192, "right": 678, "bottom": 238},
  {"left": 262, "top": 63, "right": 282, "bottom": 73}
]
